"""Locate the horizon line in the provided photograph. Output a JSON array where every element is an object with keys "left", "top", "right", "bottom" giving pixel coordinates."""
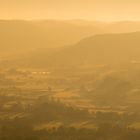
[{"left": 1, "top": 18, "right": 140, "bottom": 23}]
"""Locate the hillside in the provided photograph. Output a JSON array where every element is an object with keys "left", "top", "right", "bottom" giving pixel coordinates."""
[
  {"left": 0, "top": 20, "right": 101, "bottom": 52},
  {"left": 1, "top": 20, "right": 140, "bottom": 53},
  {"left": 2, "top": 31, "right": 140, "bottom": 68},
  {"left": 49, "top": 32, "right": 140, "bottom": 66},
  {"left": 1, "top": 20, "right": 140, "bottom": 68}
]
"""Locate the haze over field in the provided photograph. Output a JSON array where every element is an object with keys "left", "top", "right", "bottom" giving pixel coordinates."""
[{"left": 1, "top": 0, "right": 140, "bottom": 140}]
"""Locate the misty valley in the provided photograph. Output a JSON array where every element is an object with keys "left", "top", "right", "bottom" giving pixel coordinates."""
[{"left": 1, "top": 20, "right": 140, "bottom": 140}]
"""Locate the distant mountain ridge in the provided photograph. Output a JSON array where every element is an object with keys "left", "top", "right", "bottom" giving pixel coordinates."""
[
  {"left": 0, "top": 20, "right": 101, "bottom": 53},
  {"left": 2, "top": 31, "right": 140, "bottom": 68},
  {"left": 41, "top": 31, "right": 140, "bottom": 67},
  {"left": 1, "top": 20, "right": 140, "bottom": 68},
  {"left": 1, "top": 20, "right": 140, "bottom": 53}
]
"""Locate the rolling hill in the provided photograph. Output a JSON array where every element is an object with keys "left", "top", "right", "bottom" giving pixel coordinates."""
[
  {"left": 2, "top": 31, "right": 140, "bottom": 68},
  {"left": 49, "top": 32, "right": 140, "bottom": 67},
  {"left": 1, "top": 20, "right": 140, "bottom": 53},
  {"left": 1, "top": 20, "right": 140, "bottom": 68}
]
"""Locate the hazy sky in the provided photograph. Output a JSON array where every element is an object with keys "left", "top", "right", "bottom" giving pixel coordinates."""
[{"left": 1, "top": 0, "right": 140, "bottom": 21}]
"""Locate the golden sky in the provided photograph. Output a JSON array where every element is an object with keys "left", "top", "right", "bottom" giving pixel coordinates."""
[{"left": 1, "top": 0, "right": 140, "bottom": 21}]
